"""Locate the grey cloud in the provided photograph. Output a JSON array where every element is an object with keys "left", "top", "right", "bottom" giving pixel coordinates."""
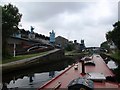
[
  {"left": 16, "top": 2, "right": 93, "bottom": 22},
  {"left": 98, "top": 4, "right": 118, "bottom": 27},
  {"left": 119, "top": 1, "right": 120, "bottom": 20},
  {"left": 3, "top": 1, "right": 118, "bottom": 47}
]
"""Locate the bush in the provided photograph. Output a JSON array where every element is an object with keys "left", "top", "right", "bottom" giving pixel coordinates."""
[{"left": 65, "top": 44, "right": 74, "bottom": 51}]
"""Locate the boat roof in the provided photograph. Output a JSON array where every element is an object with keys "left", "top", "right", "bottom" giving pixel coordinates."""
[{"left": 38, "top": 55, "right": 119, "bottom": 89}]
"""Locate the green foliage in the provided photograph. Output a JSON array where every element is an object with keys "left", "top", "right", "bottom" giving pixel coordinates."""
[
  {"left": 106, "top": 21, "right": 120, "bottom": 50},
  {"left": 113, "top": 67, "right": 120, "bottom": 83},
  {"left": 2, "top": 3, "right": 22, "bottom": 37},
  {"left": 111, "top": 50, "right": 120, "bottom": 60},
  {"left": 65, "top": 44, "right": 74, "bottom": 51},
  {"left": 106, "top": 31, "right": 112, "bottom": 42},
  {"left": 100, "top": 41, "right": 110, "bottom": 52},
  {"left": 2, "top": 3, "right": 22, "bottom": 59}
]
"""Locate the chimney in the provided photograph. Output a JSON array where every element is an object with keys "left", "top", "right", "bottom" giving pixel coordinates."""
[{"left": 81, "top": 60, "right": 86, "bottom": 75}]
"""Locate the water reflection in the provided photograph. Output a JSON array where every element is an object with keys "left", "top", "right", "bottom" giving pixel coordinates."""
[
  {"left": 49, "top": 71, "right": 55, "bottom": 78},
  {"left": 1, "top": 83, "right": 8, "bottom": 90},
  {"left": 2, "top": 58, "right": 75, "bottom": 89},
  {"left": 29, "top": 74, "right": 34, "bottom": 84}
]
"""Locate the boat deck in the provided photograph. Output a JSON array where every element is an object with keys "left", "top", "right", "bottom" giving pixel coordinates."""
[{"left": 38, "top": 55, "right": 119, "bottom": 89}]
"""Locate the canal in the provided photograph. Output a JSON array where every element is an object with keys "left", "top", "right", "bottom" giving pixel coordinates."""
[
  {"left": 2, "top": 54, "right": 118, "bottom": 89},
  {"left": 2, "top": 58, "right": 76, "bottom": 89}
]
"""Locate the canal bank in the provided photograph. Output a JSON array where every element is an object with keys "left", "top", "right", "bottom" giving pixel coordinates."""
[
  {"left": 100, "top": 53, "right": 120, "bottom": 64},
  {"left": 100, "top": 53, "right": 120, "bottom": 83},
  {"left": 2, "top": 49, "right": 65, "bottom": 73}
]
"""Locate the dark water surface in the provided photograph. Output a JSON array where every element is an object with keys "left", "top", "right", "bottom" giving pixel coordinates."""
[{"left": 2, "top": 59, "right": 76, "bottom": 89}]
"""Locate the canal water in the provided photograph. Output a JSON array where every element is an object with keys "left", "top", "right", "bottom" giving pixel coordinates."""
[
  {"left": 2, "top": 58, "right": 76, "bottom": 89},
  {"left": 2, "top": 55, "right": 118, "bottom": 89}
]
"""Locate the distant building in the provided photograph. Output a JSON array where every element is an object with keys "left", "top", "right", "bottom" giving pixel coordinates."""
[
  {"left": 28, "top": 26, "right": 35, "bottom": 40},
  {"left": 80, "top": 40, "right": 85, "bottom": 51},
  {"left": 49, "top": 30, "right": 55, "bottom": 45},
  {"left": 81, "top": 40, "right": 84, "bottom": 45},
  {"left": 20, "top": 29, "right": 30, "bottom": 39},
  {"left": 9, "top": 27, "right": 50, "bottom": 55},
  {"left": 55, "top": 36, "right": 69, "bottom": 49},
  {"left": 69, "top": 41, "right": 73, "bottom": 44},
  {"left": 13, "top": 30, "right": 21, "bottom": 38},
  {"left": 74, "top": 40, "right": 80, "bottom": 51},
  {"left": 12, "top": 27, "right": 49, "bottom": 44}
]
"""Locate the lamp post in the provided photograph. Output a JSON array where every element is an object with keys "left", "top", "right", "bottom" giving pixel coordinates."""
[{"left": 14, "top": 43, "right": 16, "bottom": 57}]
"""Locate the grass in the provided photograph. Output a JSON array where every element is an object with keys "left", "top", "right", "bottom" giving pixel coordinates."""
[
  {"left": 2, "top": 51, "right": 49, "bottom": 64},
  {"left": 65, "top": 50, "right": 76, "bottom": 55},
  {"left": 65, "top": 50, "right": 88, "bottom": 56}
]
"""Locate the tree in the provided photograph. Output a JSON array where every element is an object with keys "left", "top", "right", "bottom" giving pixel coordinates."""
[
  {"left": 2, "top": 3, "right": 22, "bottom": 59},
  {"left": 106, "top": 21, "right": 120, "bottom": 50},
  {"left": 111, "top": 21, "right": 120, "bottom": 50},
  {"left": 106, "top": 31, "right": 112, "bottom": 43},
  {"left": 65, "top": 44, "right": 74, "bottom": 51},
  {"left": 100, "top": 41, "right": 110, "bottom": 52}
]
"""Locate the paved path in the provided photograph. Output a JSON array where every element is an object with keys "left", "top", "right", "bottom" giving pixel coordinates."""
[{"left": 1, "top": 49, "right": 59, "bottom": 67}]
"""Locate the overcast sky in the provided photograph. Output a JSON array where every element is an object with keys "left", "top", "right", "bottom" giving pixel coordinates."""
[{"left": 1, "top": 0, "right": 119, "bottom": 47}]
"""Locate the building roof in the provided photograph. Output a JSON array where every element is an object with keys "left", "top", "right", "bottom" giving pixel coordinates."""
[{"left": 55, "top": 36, "right": 68, "bottom": 41}]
